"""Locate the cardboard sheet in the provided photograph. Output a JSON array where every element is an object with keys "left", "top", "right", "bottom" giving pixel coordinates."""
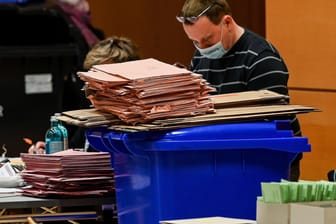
[{"left": 57, "top": 90, "right": 319, "bottom": 131}]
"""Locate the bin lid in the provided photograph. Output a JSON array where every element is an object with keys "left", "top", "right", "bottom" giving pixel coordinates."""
[
  {"left": 87, "top": 120, "right": 311, "bottom": 155},
  {"left": 127, "top": 120, "right": 295, "bottom": 141}
]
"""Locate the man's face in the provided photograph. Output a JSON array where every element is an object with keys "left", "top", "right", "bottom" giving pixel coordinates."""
[{"left": 182, "top": 16, "right": 222, "bottom": 49}]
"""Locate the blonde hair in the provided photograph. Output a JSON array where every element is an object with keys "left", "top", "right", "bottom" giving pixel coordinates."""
[{"left": 83, "top": 36, "right": 141, "bottom": 70}]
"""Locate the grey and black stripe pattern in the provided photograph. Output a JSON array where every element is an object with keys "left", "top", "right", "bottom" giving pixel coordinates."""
[{"left": 190, "top": 29, "right": 301, "bottom": 138}]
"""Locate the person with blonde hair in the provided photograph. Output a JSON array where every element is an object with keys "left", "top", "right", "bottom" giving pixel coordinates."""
[
  {"left": 29, "top": 36, "right": 141, "bottom": 153},
  {"left": 83, "top": 36, "right": 141, "bottom": 70}
]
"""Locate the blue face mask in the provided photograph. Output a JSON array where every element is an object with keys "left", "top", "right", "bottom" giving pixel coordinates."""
[{"left": 194, "top": 23, "right": 228, "bottom": 59}]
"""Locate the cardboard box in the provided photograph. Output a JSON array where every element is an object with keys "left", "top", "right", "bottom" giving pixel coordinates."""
[
  {"left": 256, "top": 200, "right": 290, "bottom": 224},
  {"left": 291, "top": 201, "right": 336, "bottom": 224}
]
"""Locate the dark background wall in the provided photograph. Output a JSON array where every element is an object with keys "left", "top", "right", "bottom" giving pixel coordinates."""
[
  {"left": 87, "top": 0, "right": 265, "bottom": 66},
  {"left": 0, "top": 0, "right": 265, "bottom": 157}
]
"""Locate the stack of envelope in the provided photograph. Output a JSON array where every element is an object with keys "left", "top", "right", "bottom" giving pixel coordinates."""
[
  {"left": 78, "top": 58, "right": 216, "bottom": 124},
  {"left": 20, "top": 150, "right": 114, "bottom": 198}
]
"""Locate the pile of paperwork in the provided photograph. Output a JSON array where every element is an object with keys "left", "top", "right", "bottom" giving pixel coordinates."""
[
  {"left": 260, "top": 180, "right": 336, "bottom": 203},
  {"left": 78, "top": 58, "right": 216, "bottom": 124},
  {"left": 20, "top": 150, "right": 114, "bottom": 198}
]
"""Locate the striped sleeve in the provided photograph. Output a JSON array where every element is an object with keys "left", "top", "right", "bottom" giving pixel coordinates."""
[{"left": 246, "top": 49, "right": 289, "bottom": 96}]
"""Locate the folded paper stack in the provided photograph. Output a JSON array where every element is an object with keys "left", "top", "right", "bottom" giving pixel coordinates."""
[
  {"left": 20, "top": 150, "right": 114, "bottom": 198},
  {"left": 78, "top": 58, "right": 216, "bottom": 124}
]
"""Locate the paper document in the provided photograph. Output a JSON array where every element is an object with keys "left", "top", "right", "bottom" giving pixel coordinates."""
[
  {"left": 0, "top": 162, "right": 16, "bottom": 176},
  {"left": 20, "top": 149, "right": 114, "bottom": 198},
  {"left": 160, "top": 216, "right": 256, "bottom": 224},
  {"left": 0, "top": 188, "right": 22, "bottom": 194}
]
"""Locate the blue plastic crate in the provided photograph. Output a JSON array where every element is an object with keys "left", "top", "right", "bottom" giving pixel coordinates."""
[{"left": 86, "top": 120, "right": 311, "bottom": 224}]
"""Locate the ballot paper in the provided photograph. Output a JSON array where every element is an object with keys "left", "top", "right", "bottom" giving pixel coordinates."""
[
  {"left": 260, "top": 179, "right": 336, "bottom": 203},
  {"left": 20, "top": 149, "right": 114, "bottom": 198},
  {"left": 160, "top": 216, "right": 256, "bottom": 224},
  {"left": 92, "top": 58, "right": 192, "bottom": 79},
  {"left": 78, "top": 58, "right": 216, "bottom": 124}
]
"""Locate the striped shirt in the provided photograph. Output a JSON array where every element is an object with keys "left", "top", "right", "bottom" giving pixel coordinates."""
[
  {"left": 190, "top": 29, "right": 302, "bottom": 162},
  {"left": 191, "top": 29, "right": 289, "bottom": 96}
]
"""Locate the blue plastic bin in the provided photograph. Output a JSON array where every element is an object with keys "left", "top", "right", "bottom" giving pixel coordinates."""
[{"left": 86, "top": 120, "right": 311, "bottom": 224}]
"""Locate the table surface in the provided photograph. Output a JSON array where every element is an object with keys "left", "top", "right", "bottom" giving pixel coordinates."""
[{"left": 0, "top": 194, "right": 114, "bottom": 209}]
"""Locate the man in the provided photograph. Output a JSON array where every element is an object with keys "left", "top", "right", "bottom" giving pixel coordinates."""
[{"left": 177, "top": 0, "right": 302, "bottom": 181}]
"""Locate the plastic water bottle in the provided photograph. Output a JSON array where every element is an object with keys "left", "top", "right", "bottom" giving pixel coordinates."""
[
  {"left": 45, "top": 116, "right": 64, "bottom": 154},
  {"left": 54, "top": 113, "right": 68, "bottom": 150}
]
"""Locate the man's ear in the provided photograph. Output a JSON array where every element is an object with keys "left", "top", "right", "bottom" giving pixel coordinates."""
[{"left": 222, "top": 15, "right": 231, "bottom": 26}]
